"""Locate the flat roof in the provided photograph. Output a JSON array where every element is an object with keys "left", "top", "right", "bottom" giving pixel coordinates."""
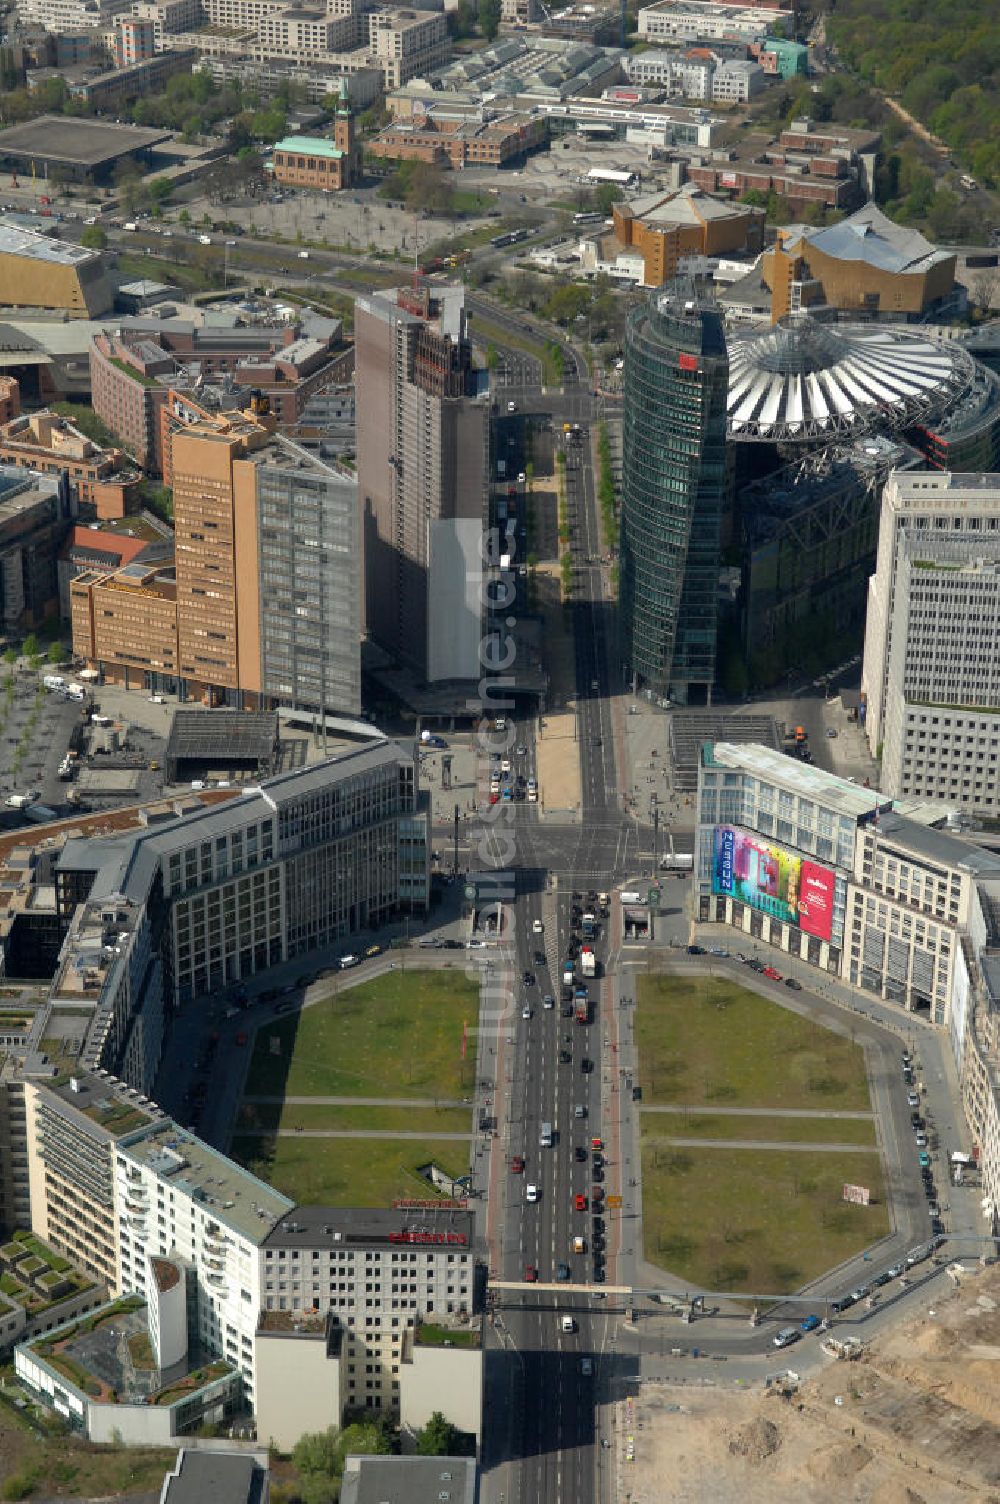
[
  {"left": 340, "top": 1457, "right": 477, "bottom": 1504},
  {"left": 871, "top": 813, "right": 1000, "bottom": 876},
  {"left": 265, "top": 1204, "right": 475, "bottom": 1250},
  {"left": 707, "top": 742, "right": 890, "bottom": 820},
  {"left": 0, "top": 116, "right": 171, "bottom": 170},
  {"left": 165, "top": 709, "right": 279, "bottom": 767},
  {"left": 0, "top": 223, "right": 99, "bottom": 268},
  {"left": 162, "top": 1450, "right": 266, "bottom": 1504},
  {"left": 120, "top": 1121, "right": 293, "bottom": 1245}
]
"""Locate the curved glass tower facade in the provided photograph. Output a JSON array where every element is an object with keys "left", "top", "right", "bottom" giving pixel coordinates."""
[{"left": 620, "top": 289, "right": 729, "bottom": 704}]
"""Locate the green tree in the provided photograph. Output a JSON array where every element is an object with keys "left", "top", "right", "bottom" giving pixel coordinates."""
[
  {"left": 404, "top": 160, "right": 453, "bottom": 215},
  {"left": 416, "top": 1410, "right": 460, "bottom": 1455},
  {"left": 478, "top": 0, "right": 501, "bottom": 40},
  {"left": 80, "top": 224, "right": 107, "bottom": 250},
  {"left": 21, "top": 634, "right": 38, "bottom": 661},
  {"left": 46, "top": 641, "right": 63, "bottom": 665}
]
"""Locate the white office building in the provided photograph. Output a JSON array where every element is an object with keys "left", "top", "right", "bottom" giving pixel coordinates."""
[
  {"left": 694, "top": 741, "right": 886, "bottom": 973},
  {"left": 637, "top": 0, "right": 773, "bottom": 45},
  {"left": 862, "top": 472, "right": 1000, "bottom": 815}
]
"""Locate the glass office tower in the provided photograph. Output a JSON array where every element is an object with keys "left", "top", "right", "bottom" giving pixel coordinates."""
[{"left": 620, "top": 287, "right": 729, "bottom": 704}]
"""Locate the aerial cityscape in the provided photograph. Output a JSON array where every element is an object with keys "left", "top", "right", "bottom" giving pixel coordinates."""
[{"left": 0, "top": 0, "right": 995, "bottom": 1498}]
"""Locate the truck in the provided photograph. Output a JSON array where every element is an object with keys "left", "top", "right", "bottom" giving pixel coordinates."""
[
  {"left": 42, "top": 674, "right": 65, "bottom": 692},
  {"left": 580, "top": 912, "right": 598, "bottom": 940},
  {"left": 562, "top": 959, "right": 574, "bottom": 987},
  {"left": 580, "top": 946, "right": 596, "bottom": 979},
  {"left": 658, "top": 852, "right": 693, "bottom": 871},
  {"left": 575, "top": 987, "right": 589, "bottom": 1025},
  {"left": 5, "top": 793, "right": 32, "bottom": 809}
]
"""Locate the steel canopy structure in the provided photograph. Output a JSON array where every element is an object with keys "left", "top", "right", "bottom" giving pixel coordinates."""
[{"left": 726, "top": 317, "right": 978, "bottom": 443}]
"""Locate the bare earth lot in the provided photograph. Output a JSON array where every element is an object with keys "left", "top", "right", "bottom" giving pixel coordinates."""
[{"left": 620, "top": 1262, "right": 1000, "bottom": 1503}]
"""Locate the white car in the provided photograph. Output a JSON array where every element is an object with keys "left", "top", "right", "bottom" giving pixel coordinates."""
[
  {"left": 507, "top": 400, "right": 516, "bottom": 413},
  {"left": 522, "top": 1004, "right": 531, "bottom": 1020},
  {"left": 532, "top": 919, "right": 544, "bottom": 934},
  {"left": 517, "top": 471, "right": 526, "bottom": 484},
  {"left": 525, "top": 1183, "right": 538, "bottom": 1203}
]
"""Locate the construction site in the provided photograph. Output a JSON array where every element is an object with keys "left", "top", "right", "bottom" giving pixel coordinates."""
[{"left": 620, "top": 1260, "right": 1000, "bottom": 1503}]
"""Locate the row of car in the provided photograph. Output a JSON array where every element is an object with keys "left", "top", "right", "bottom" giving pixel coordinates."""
[{"left": 687, "top": 945, "right": 804, "bottom": 991}]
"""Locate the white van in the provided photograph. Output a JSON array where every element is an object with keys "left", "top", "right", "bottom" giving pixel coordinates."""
[
  {"left": 561, "top": 1315, "right": 576, "bottom": 1333},
  {"left": 540, "top": 1121, "right": 553, "bottom": 1148},
  {"left": 42, "top": 674, "right": 64, "bottom": 691}
]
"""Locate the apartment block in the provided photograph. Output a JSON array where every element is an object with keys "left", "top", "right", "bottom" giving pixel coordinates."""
[
  {"left": 355, "top": 284, "right": 488, "bottom": 682},
  {"left": 117, "top": 1119, "right": 292, "bottom": 1404},
  {"left": 366, "top": 8, "right": 449, "bottom": 88},
  {"left": 257, "top": 1205, "right": 478, "bottom": 1423},
  {"left": 113, "top": 14, "right": 155, "bottom": 64},
  {"left": 17, "top": 0, "right": 130, "bottom": 30},
  {"left": 863, "top": 472, "right": 1000, "bottom": 816}
]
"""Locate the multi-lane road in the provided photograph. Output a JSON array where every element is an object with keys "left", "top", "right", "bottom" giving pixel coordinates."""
[{"left": 478, "top": 370, "right": 631, "bottom": 1504}]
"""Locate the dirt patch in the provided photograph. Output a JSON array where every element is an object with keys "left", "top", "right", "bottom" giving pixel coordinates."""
[
  {"left": 727, "top": 1416, "right": 782, "bottom": 1461},
  {"left": 536, "top": 710, "right": 581, "bottom": 818},
  {"left": 620, "top": 1263, "right": 1000, "bottom": 1503}
]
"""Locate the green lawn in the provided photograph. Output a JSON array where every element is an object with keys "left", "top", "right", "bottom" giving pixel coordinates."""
[
  {"left": 229, "top": 1133, "right": 467, "bottom": 1207},
  {"left": 640, "top": 1110, "right": 876, "bottom": 1146},
  {"left": 244, "top": 969, "right": 479, "bottom": 1100},
  {"left": 237, "top": 1103, "right": 472, "bottom": 1135},
  {"left": 641, "top": 1141, "right": 888, "bottom": 1294},
  {"left": 636, "top": 975, "right": 870, "bottom": 1111}
]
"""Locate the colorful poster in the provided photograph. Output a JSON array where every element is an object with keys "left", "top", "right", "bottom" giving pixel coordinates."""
[{"left": 712, "top": 826, "right": 835, "bottom": 943}]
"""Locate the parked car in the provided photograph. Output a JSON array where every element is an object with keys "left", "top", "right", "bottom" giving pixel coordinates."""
[
  {"left": 524, "top": 1264, "right": 537, "bottom": 1282},
  {"left": 511, "top": 1155, "right": 525, "bottom": 1174},
  {"left": 687, "top": 944, "right": 706, "bottom": 955}
]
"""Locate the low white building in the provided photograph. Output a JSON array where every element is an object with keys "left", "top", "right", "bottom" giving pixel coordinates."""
[{"left": 711, "top": 58, "right": 766, "bottom": 102}]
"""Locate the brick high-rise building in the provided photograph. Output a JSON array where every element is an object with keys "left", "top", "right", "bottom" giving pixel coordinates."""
[
  {"left": 72, "top": 407, "right": 361, "bottom": 713},
  {"left": 355, "top": 284, "right": 488, "bottom": 683}
]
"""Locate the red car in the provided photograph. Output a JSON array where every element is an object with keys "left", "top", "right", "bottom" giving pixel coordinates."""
[
  {"left": 763, "top": 966, "right": 782, "bottom": 981},
  {"left": 591, "top": 1137, "right": 604, "bottom": 1151},
  {"left": 574, "top": 1193, "right": 587, "bottom": 1212},
  {"left": 511, "top": 1155, "right": 525, "bottom": 1174},
  {"left": 524, "top": 1264, "right": 537, "bottom": 1283},
  {"left": 235, "top": 1031, "right": 247, "bottom": 1046}
]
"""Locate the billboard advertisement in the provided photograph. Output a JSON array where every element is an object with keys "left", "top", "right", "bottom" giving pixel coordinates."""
[{"left": 712, "top": 826, "right": 836, "bottom": 943}]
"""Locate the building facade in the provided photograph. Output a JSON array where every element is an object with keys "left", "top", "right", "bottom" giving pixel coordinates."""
[
  {"left": 862, "top": 471, "right": 1000, "bottom": 815},
  {"left": 0, "top": 411, "right": 140, "bottom": 518},
  {"left": 72, "top": 410, "right": 361, "bottom": 716},
  {"left": 604, "top": 184, "right": 764, "bottom": 287},
  {"left": 270, "top": 107, "right": 360, "bottom": 192},
  {"left": 355, "top": 284, "right": 487, "bottom": 683},
  {"left": 0, "top": 225, "right": 111, "bottom": 319},
  {"left": 258, "top": 1205, "right": 478, "bottom": 1420},
  {"left": 619, "top": 286, "right": 729, "bottom": 703}
]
